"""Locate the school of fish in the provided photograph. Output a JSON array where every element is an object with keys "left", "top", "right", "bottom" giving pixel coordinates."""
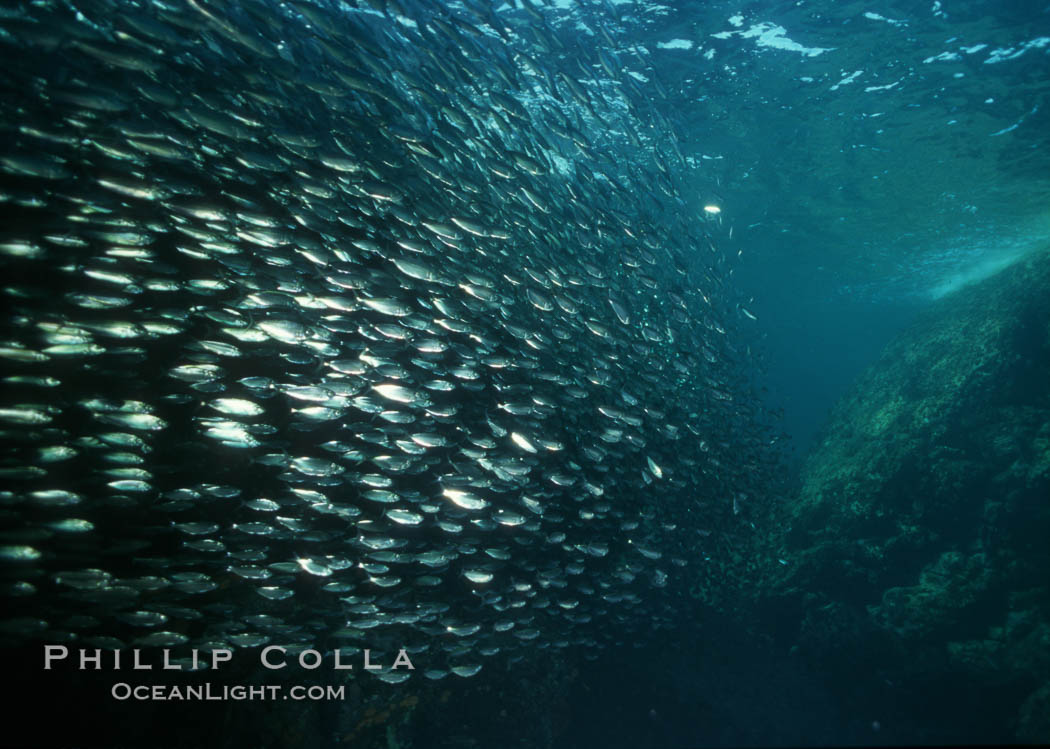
[{"left": 0, "top": 0, "right": 776, "bottom": 682}]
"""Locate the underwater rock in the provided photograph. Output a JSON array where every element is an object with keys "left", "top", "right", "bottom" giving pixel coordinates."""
[{"left": 761, "top": 247, "right": 1050, "bottom": 742}]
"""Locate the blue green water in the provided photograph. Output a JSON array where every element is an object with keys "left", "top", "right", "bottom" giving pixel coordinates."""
[
  {"left": 0, "top": 0, "right": 1047, "bottom": 746},
  {"left": 651, "top": 0, "right": 1050, "bottom": 452}
]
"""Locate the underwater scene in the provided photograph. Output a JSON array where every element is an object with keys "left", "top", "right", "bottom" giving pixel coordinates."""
[{"left": 0, "top": 0, "right": 1047, "bottom": 746}]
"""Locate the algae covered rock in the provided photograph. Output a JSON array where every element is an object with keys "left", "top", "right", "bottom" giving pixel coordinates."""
[{"left": 762, "top": 247, "right": 1050, "bottom": 742}]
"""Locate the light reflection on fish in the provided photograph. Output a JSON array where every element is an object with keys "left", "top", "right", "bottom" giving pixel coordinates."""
[{"left": 0, "top": 0, "right": 776, "bottom": 679}]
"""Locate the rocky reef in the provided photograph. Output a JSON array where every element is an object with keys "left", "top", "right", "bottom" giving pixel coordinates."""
[{"left": 758, "top": 247, "right": 1050, "bottom": 743}]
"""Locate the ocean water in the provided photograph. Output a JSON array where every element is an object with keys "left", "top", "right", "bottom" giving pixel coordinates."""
[{"left": 0, "top": 0, "right": 1047, "bottom": 747}]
